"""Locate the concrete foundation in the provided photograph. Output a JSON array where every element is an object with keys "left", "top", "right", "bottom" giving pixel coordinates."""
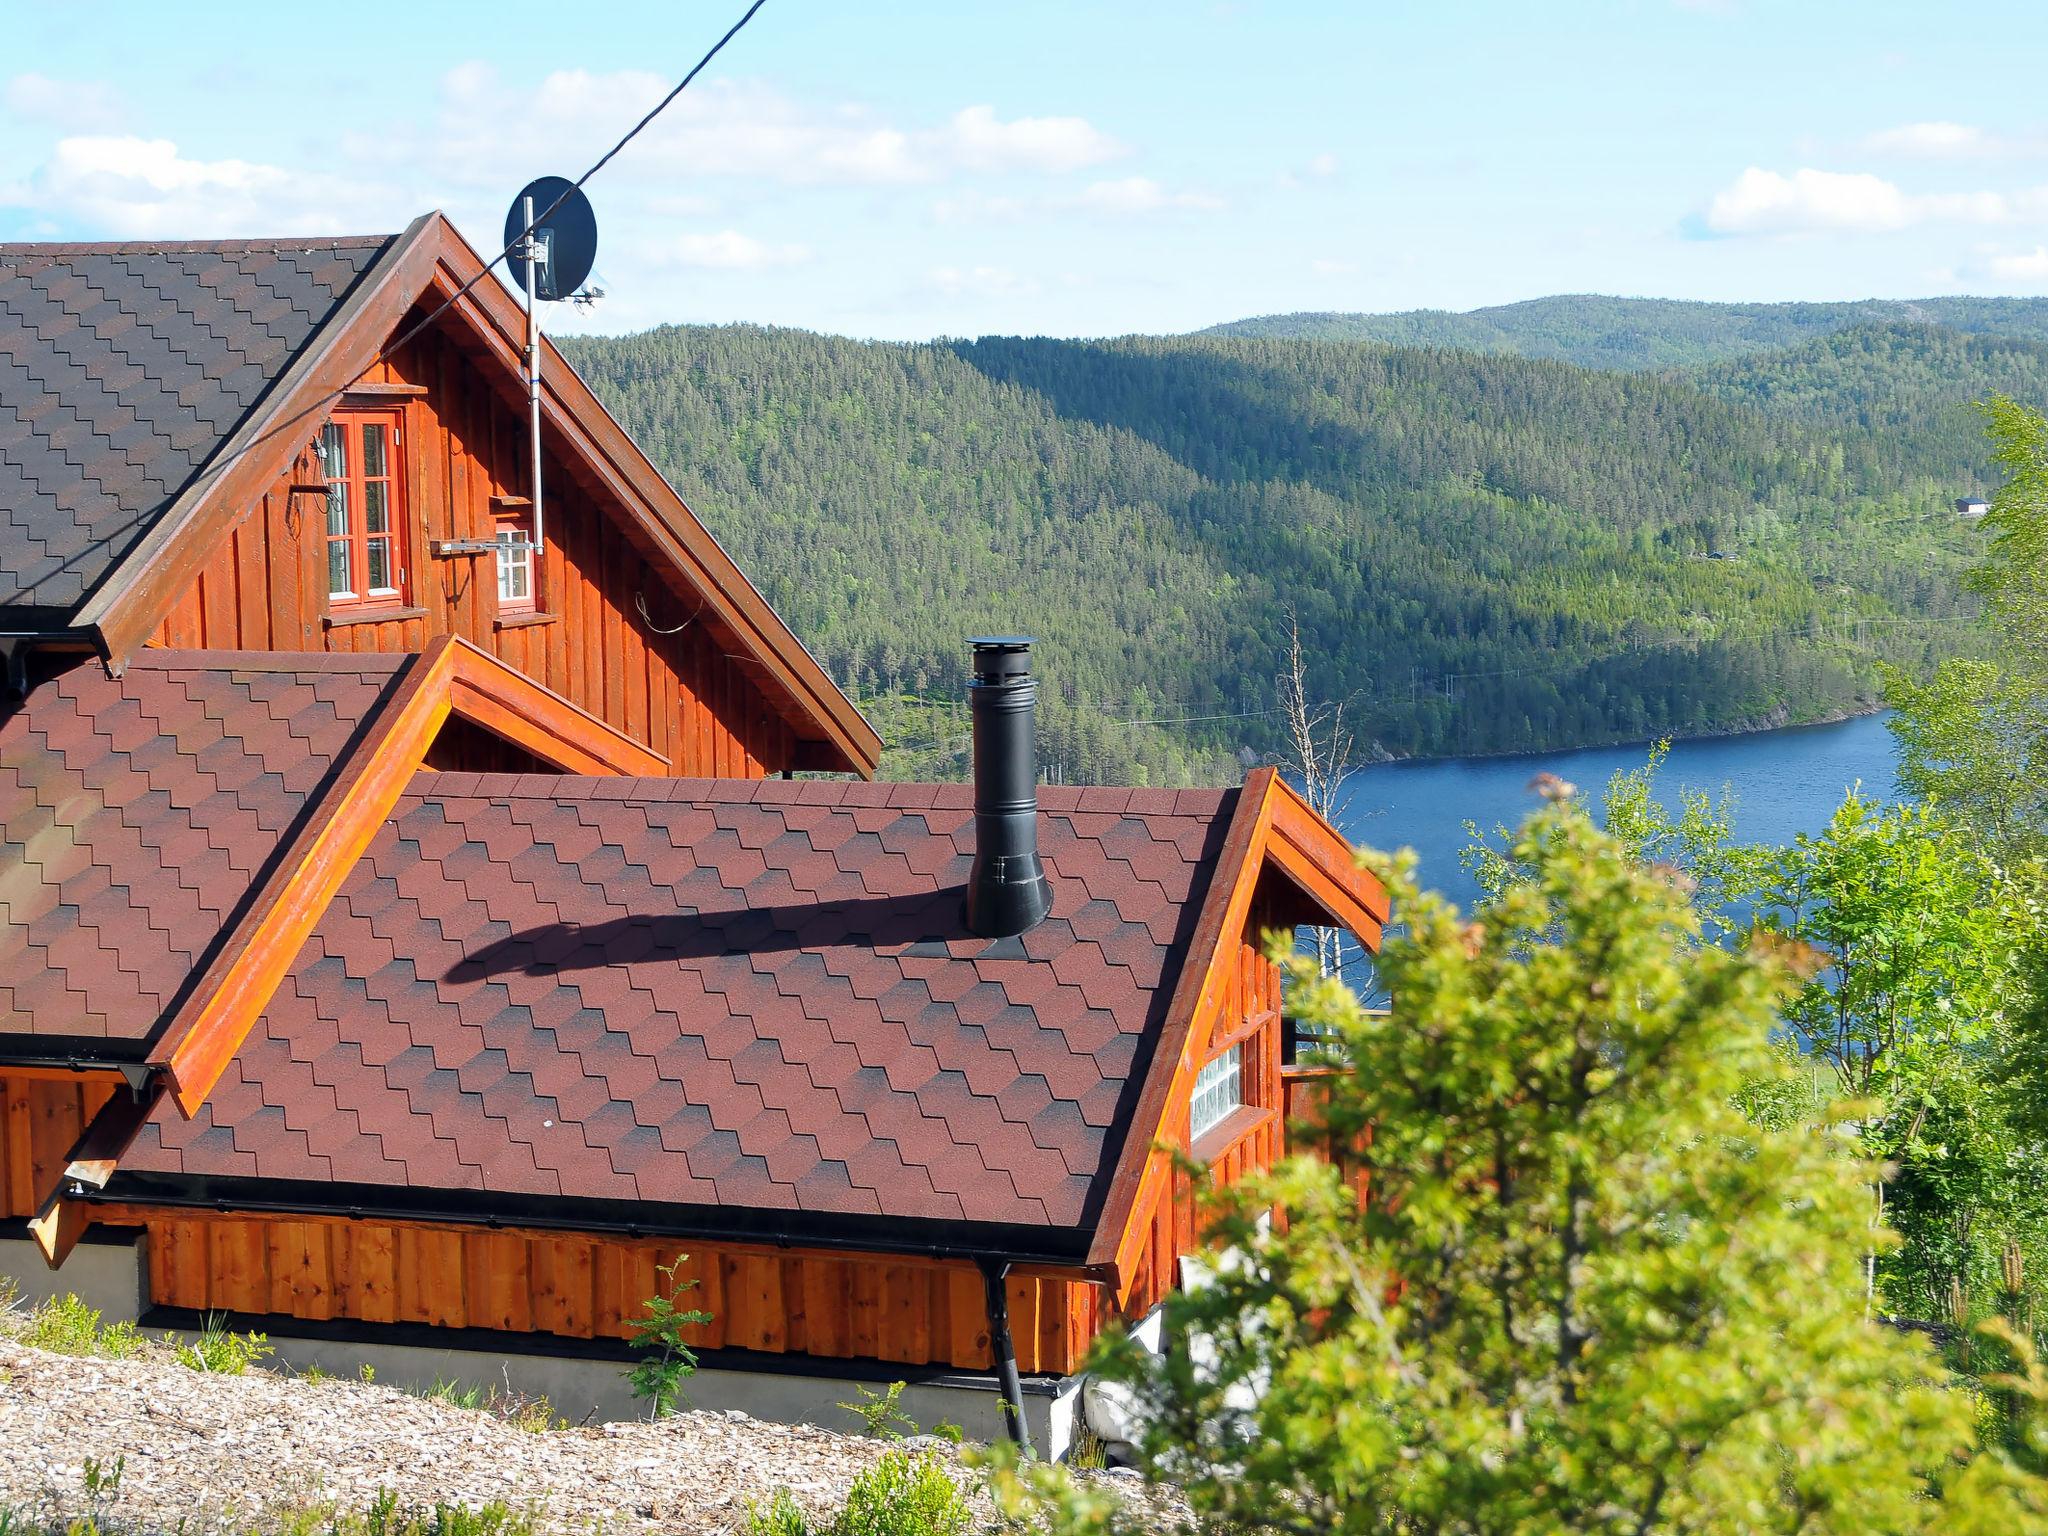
[
  {"left": 0, "top": 1231, "right": 147, "bottom": 1321},
  {"left": 2, "top": 1229, "right": 1083, "bottom": 1456}
]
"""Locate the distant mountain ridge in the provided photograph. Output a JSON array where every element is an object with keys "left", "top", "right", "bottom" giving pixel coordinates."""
[{"left": 1197, "top": 295, "right": 2048, "bottom": 371}]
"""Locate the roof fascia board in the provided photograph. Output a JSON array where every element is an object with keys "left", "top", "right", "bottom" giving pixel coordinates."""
[
  {"left": 148, "top": 637, "right": 458, "bottom": 1112},
  {"left": 1263, "top": 776, "right": 1389, "bottom": 944},
  {"left": 75, "top": 217, "right": 436, "bottom": 665},
  {"left": 445, "top": 637, "right": 668, "bottom": 775},
  {"left": 413, "top": 217, "right": 879, "bottom": 776},
  {"left": 1083, "top": 770, "right": 1387, "bottom": 1297},
  {"left": 147, "top": 634, "right": 677, "bottom": 1111},
  {"left": 1084, "top": 768, "right": 1280, "bottom": 1287}
]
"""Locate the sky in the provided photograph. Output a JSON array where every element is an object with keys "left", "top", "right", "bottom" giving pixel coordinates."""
[{"left": 8, "top": 1, "right": 2048, "bottom": 340}]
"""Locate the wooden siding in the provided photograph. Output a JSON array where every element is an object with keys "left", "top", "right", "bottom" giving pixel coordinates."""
[
  {"left": 145, "top": 326, "right": 794, "bottom": 777},
  {"left": 134, "top": 1210, "right": 1099, "bottom": 1375},
  {"left": 1117, "top": 913, "right": 1287, "bottom": 1321},
  {"left": 1, "top": 1074, "right": 121, "bottom": 1219}
]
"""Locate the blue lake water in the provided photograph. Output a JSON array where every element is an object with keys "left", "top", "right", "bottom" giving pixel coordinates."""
[{"left": 1333, "top": 712, "right": 1902, "bottom": 911}]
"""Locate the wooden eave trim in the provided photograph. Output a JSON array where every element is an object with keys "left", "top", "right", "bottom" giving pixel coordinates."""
[
  {"left": 0, "top": 1064, "right": 133, "bottom": 1085},
  {"left": 1263, "top": 777, "right": 1389, "bottom": 944},
  {"left": 1084, "top": 767, "right": 1279, "bottom": 1286},
  {"left": 1084, "top": 770, "right": 1389, "bottom": 1299},
  {"left": 411, "top": 218, "right": 880, "bottom": 777},
  {"left": 146, "top": 638, "right": 457, "bottom": 1114},
  {"left": 66, "top": 1200, "right": 1093, "bottom": 1285},
  {"left": 76, "top": 216, "right": 438, "bottom": 667},
  {"left": 143, "top": 636, "right": 670, "bottom": 1115},
  {"left": 444, "top": 637, "right": 667, "bottom": 776}
]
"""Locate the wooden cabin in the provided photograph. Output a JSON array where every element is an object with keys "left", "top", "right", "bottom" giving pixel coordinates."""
[{"left": 0, "top": 215, "right": 1384, "bottom": 1454}]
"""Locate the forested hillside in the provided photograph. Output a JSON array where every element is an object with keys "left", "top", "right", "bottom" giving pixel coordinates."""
[
  {"left": 559, "top": 325, "right": 1996, "bottom": 783},
  {"left": 1202, "top": 295, "right": 2048, "bottom": 371}
]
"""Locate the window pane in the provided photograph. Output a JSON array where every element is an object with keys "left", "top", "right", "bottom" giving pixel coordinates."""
[
  {"left": 364, "top": 479, "right": 389, "bottom": 536},
  {"left": 362, "top": 422, "right": 387, "bottom": 479},
  {"left": 327, "top": 539, "right": 352, "bottom": 598},
  {"left": 326, "top": 482, "right": 349, "bottom": 540},
  {"left": 1190, "top": 1043, "right": 1242, "bottom": 1141},
  {"left": 367, "top": 537, "right": 392, "bottom": 593},
  {"left": 320, "top": 423, "right": 348, "bottom": 480}
]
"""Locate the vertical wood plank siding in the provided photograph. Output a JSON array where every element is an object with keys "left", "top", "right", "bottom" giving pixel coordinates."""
[
  {"left": 1116, "top": 901, "right": 1290, "bottom": 1322},
  {"left": 139, "top": 1213, "right": 1097, "bottom": 1375},
  {"left": 144, "top": 330, "right": 794, "bottom": 777},
  {"left": 0, "top": 1075, "right": 120, "bottom": 1218}
]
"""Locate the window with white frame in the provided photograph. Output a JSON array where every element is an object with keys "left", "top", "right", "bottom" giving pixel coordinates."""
[
  {"left": 495, "top": 508, "right": 535, "bottom": 613},
  {"left": 1189, "top": 1043, "right": 1243, "bottom": 1141}
]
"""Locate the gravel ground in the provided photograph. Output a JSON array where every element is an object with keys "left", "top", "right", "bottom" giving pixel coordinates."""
[{"left": 0, "top": 1330, "right": 1015, "bottom": 1534}]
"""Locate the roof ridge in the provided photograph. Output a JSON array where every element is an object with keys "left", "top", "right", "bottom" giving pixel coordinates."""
[{"left": 1, "top": 237, "right": 398, "bottom": 258}]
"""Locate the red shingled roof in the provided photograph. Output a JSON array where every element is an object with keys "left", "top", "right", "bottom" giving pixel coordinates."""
[
  {"left": 0, "top": 652, "right": 407, "bottom": 1055},
  {"left": 115, "top": 774, "right": 1236, "bottom": 1254}
]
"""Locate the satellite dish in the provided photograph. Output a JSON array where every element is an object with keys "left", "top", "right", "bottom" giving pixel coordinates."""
[{"left": 504, "top": 176, "right": 598, "bottom": 301}]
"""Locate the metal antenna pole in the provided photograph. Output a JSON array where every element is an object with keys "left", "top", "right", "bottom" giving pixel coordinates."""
[{"left": 520, "top": 194, "right": 546, "bottom": 554}]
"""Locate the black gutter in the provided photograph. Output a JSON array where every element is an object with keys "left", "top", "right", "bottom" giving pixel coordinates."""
[
  {"left": 979, "top": 1257, "right": 1033, "bottom": 1455},
  {"left": 85, "top": 1170, "right": 1099, "bottom": 1273}
]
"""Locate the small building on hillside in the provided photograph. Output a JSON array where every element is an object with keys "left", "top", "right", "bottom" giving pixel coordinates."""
[
  {"left": 0, "top": 215, "right": 1382, "bottom": 1456},
  {"left": 1957, "top": 497, "right": 1991, "bottom": 521}
]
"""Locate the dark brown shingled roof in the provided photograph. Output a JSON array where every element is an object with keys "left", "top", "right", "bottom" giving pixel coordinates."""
[
  {"left": 115, "top": 775, "right": 1236, "bottom": 1256},
  {"left": 0, "top": 650, "right": 408, "bottom": 1057},
  {"left": 0, "top": 237, "right": 393, "bottom": 616}
]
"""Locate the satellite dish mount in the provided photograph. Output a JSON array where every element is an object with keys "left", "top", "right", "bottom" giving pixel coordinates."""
[{"left": 503, "top": 177, "right": 599, "bottom": 558}]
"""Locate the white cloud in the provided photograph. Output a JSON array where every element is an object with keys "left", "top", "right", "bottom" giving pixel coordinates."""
[
  {"left": 1311, "top": 257, "right": 1357, "bottom": 276},
  {"left": 1987, "top": 245, "right": 2048, "bottom": 279},
  {"left": 931, "top": 264, "right": 1036, "bottom": 298},
  {"left": 1865, "top": 121, "right": 1991, "bottom": 157},
  {"left": 421, "top": 68, "right": 1121, "bottom": 191},
  {"left": 0, "top": 135, "right": 390, "bottom": 238},
  {"left": 1074, "top": 176, "right": 1224, "bottom": 215},
  {"left": 647, "top": 229, "right": 811, "bottom": 269},
  {"left": 1701, "top": 165, "right": 2039, "bottom": 236},
  {"left": 1308, "top": 151, "right": 1341, "bottom": 177},
  {"left": 944, "top": 105, "right": 1124, "bottom": 173},
  {"left": 3, "top": 73, "right": 122, "bottom": 131}
]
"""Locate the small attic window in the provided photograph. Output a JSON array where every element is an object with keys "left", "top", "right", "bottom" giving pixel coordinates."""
[
  {"left": 495, "top": 504, "right": 536, "bottom": 614},
  {"left": 321, "top": 408, "right": 408, "bottom": 610},
  {"left": 1189, "top": 1043, "right": 1243, "bottom": 1141}
]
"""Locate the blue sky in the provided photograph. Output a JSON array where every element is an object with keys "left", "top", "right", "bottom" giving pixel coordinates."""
[{"left": 7, "top": 0, "right": 2048, "bottom": 340}]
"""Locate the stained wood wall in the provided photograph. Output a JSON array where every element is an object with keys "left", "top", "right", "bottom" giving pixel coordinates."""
[
  {"left": 1, "top": 1074, "right": 120, "bottom": 1219},
  {"left": 146, "top": 326, "right": 796, "bottom": 777},
  {"left": 1118, "top": 903, "right": 1288, "bottom": 1320},
  {"left": 137, "top": 1211, "right": 1099, "bottom": 1375}
]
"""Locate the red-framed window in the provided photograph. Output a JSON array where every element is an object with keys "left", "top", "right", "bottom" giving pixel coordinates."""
[
  {"left": 495, "top": 504, "right": 536, "bottom": 614},
  {"left": 320, "top": 408, "right": 407, "bottom": 609}
]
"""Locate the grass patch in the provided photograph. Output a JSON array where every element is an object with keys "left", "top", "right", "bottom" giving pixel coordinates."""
[
  {"left": 174, "top": 1314, "right": 275, "bottom": 1375},
  {"left": 742, "top": 1450, "right": 971, "bottom": 1536},
  {"left": 0, "top": 1490, "right": 542, "bottom": 1536}
]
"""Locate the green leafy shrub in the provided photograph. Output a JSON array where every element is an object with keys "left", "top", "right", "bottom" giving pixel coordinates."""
[
  {"left": 831, "top": 1451, "right": 971, "bottom": 1536},
  {"left": 23, "top": 1295, "right": 143, "bottom": 1360},
  {"left": 172, "top": 1313, "right": 273, "bottom": 1374},
  {"left": 625, "top": 1257, "right": 710, "bottom": 1418},
  {"left": 837, "top": 1380, "right": 917, "bottom": 1439}
]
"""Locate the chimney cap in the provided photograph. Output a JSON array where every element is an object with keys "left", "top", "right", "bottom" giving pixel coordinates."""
[{"left": 969, "top": 635, "right": 1034, "bottom": 651}]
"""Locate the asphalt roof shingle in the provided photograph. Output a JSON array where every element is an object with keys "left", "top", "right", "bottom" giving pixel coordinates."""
[
  {"left": 122, "top": 774, "right": 1237, "bottom": 1240},
  {"left": 0, "top": 237, "right": 393, "bottom": 614},
  {"left": 0, "top": 651, "right": 408, "bottom": 1048}
]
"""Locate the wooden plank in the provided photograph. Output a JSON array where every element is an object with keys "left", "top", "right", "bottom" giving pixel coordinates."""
[
  {"left": 267, "top": 1221, "right": 335, "bottom": 1319},
  {"left": 947, "top": 1267, "right": 988, "bottom": 1369},
  {"left": 463, "top": 1231, "right": 532, "bottom": 1332},
  {"left": 883, "top": 1262, "right": 928, "bottom": 1366},
  {"left": 26, "top": 1079, "right": 83, "bottom": 1213},
  {"left": 1, "top": 1076, "right": 33, "bottom": 1217},
  {"left": 335, "top": 1223, "right": 399, "bottom": 1323},
  {"left": 208, "top": 1220, "right": 271, "bottom": 1314},
  {"left": 158, "top": 1219, "right": 212, "bottom": 1311}
]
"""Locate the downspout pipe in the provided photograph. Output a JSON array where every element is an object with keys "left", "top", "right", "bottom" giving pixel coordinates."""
[{"left": 979, "top": 1257, "right": 1033, "bottom": 1456}]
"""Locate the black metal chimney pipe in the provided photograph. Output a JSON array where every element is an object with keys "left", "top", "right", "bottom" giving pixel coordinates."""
[{"left": 965, "top": 637, "right": 1052, "bottom": 939}]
